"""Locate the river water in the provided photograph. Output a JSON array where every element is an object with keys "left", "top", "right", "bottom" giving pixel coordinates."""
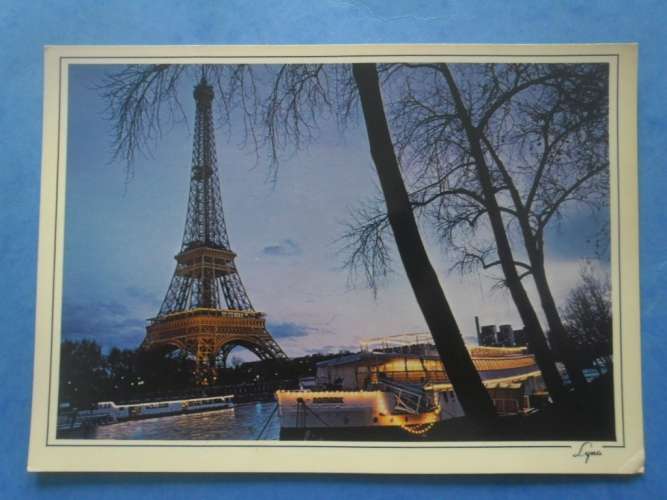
[
  {"left": 71, "top": 368, "right": 608, "bottom": 441},
  {"left": 87, "top": 401, "right": 280, "bottom": 440}
]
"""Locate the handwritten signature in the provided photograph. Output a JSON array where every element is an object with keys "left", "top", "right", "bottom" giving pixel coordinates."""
[{"left": 572, "top": 442, "right": 603, "bottom": 463}]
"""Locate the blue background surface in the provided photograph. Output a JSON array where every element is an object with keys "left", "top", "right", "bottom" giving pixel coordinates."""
[{"left": 1, "top": 1, "right": 664, "bottom": 497}]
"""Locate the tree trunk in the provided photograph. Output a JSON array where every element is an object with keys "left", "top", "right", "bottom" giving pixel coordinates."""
[
  {"left": 482, "top": 133, "right": 589, "bottom": 396},
  {"left": 352, "top": 63, "right": 496, "bottom": 421},
  {"left": 438, "top": 63, "right": 566, "bottom": 403},
  {"left": 528, "top": 245, "right": 589, "bottom": 392}
]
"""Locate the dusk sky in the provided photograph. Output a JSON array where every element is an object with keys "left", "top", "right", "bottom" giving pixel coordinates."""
[{"left": 61, "top": 64, "right": 610, "bottom": 359}]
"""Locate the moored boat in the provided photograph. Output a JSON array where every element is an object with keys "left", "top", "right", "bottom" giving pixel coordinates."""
[{"left": 276, "top": 334, "right": 548, "bottom": 438}]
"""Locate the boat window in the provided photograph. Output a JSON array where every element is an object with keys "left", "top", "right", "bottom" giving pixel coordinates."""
[{"left": 443, "top": 393, "right": 449, "bottom": 402}]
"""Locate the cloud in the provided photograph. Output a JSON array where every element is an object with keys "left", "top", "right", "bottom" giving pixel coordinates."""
[
  {"left": 124, "top": 286, "right": 162, "bottom": 308},
  {"left": 61, "top": 300, "right": 146, "bottom": 350},
  {"left": 544, "top": 208, "right": 610, "bottom": 261},
  {"left": 267, "top": 321, "right": 316, "bottom": 338},
  {"left": 261, "top": 238, "right": 302, "bottom": 257}
]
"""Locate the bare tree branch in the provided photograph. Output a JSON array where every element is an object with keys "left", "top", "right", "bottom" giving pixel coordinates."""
[
  {"left": 338, "top": 198, "right": 392, "bottom": 293},
  {"left": 98, "top": 64, "right": 188, "bottom": 177}
]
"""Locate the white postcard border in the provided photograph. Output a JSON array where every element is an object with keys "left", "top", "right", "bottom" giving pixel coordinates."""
[{"left": 28, "top": 44, "right": 643, "bottom": 474}]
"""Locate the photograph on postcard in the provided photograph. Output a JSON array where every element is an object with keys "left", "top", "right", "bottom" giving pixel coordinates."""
[{"left": 28, "top": 45, "right": 642, "bottom": 473}]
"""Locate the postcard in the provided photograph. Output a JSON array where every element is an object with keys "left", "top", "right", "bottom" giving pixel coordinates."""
[{"left": 28, "top": 44, "right": 643, "bottom": 474}]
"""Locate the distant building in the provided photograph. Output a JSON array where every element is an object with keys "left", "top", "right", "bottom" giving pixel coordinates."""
[
  {"left": 476, "top": 323, "right": 529, "bottom": 348},
  {"left": 498, "top": 324, "right": 516, "bottom": 347},
  {"left": 479, "top": 324, "right": 498, "bottom": 347},
  {"left": 513, "top": 328, "right": 527, "bottom": 347}
]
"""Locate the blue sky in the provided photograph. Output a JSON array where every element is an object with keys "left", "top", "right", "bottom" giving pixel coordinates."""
[{"left": 61, "top": 64, "right": 610, "bottom": 358}]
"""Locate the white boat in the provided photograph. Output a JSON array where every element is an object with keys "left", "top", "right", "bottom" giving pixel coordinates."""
[
  {"left": 75, "top": 395, "right": 235, "bottom": 424},
  {"left": 276, "top": 336, "right": 548, "bottom": 436}
]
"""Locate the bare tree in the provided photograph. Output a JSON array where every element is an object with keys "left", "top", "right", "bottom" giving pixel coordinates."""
[
  {"left": 477, "top": 63, "right": 609, "bottom": 395},
  {"left": 437, "top": 63, "right": 566, "bottom": 401},
  {"left": 346, "top": 63, "right": 609, "bottom": 398},
  {"left": 561, "top": 265, "right": 612, "bottom": 371},
  {"left": 99, "top": 62, "right": 497, "bottom": 420}
]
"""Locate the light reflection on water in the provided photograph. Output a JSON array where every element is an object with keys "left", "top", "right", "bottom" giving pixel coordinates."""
[{"left": 91, "top": 401, "right": 280, "bottom": 440}]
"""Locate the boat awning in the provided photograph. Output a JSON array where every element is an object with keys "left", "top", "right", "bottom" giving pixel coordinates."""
[
  {"left": 425, "top": 370, "right": 542, "bottom": 392},
  {"left": 316, "top": 351, "right": 441, "bottom": 368}
]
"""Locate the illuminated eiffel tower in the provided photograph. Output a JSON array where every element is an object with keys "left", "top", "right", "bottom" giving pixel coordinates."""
[{"left": 142, "top": 75, "right": 287, "bottom": 384}]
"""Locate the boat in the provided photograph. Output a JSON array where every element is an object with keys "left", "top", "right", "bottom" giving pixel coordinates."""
[
  {"left": 70, "top": 394, "right": 235, "bottom": 426},
  {"left": 56, "top": 403, "right": 86, "bottom": 434},
  {"left": 276, "top": 333, "right": 548, "bottom": 437}
]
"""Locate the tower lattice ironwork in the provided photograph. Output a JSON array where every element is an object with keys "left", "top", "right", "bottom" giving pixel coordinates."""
[{"left": 142, "top": 76, "right": 287, "bottom": 384}]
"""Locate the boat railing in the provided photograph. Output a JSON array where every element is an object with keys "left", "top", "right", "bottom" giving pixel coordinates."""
[
  {"left": 374, "top": 370, "right": 449, "bottom": 385},
  {"left": 376, "top": 375, "right": 437, "bottom": 415}
]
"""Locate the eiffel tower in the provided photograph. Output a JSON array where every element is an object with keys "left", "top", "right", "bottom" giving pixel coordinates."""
[{"left": 142, "top": 75, "right": 287, "bottom": 385}]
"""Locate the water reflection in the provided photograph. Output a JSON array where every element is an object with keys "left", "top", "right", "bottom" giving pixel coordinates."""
[{"left": 90, "top": 401, "right": 280, "bottom": 440}]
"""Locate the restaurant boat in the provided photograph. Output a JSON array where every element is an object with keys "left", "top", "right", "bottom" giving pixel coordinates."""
[{"left": 276, "top": 333, "right": 548, "bottom": 437}]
